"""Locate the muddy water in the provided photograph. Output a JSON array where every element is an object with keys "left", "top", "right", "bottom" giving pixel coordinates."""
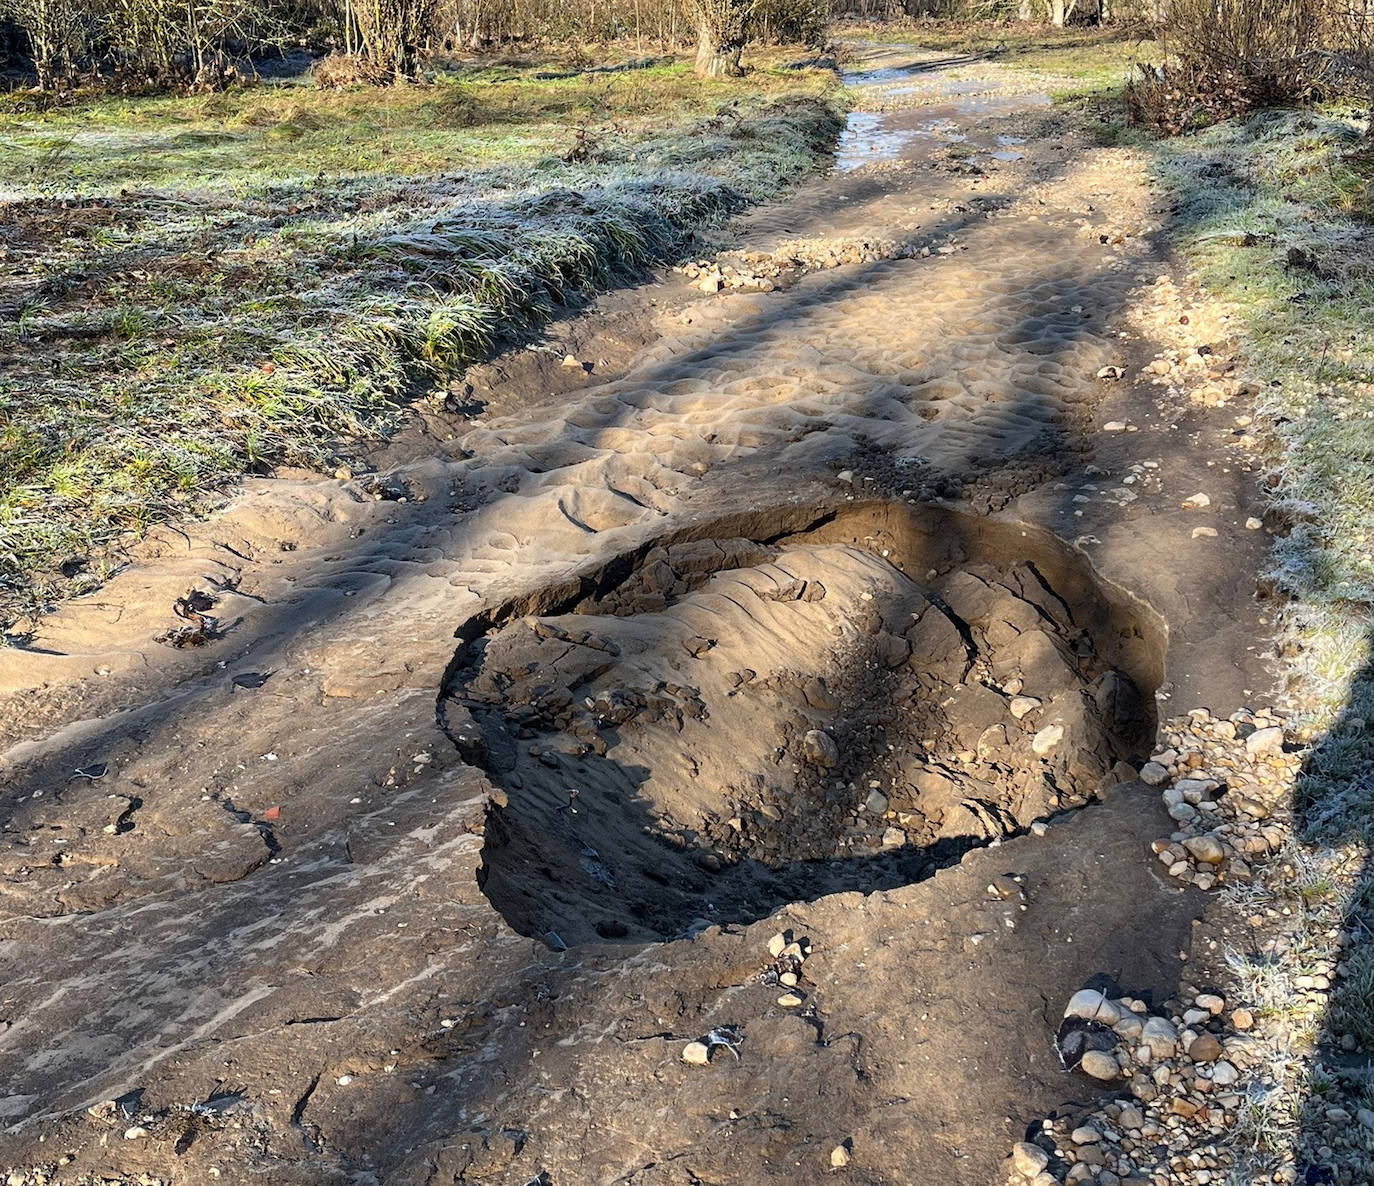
[{"left": 834, "top": 59, "right": 1051, "bottom": 172}]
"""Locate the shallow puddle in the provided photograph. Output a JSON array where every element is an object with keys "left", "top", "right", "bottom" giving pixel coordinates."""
[{"left": 833, "top": 90, "right": 1052, "bottom": 173}]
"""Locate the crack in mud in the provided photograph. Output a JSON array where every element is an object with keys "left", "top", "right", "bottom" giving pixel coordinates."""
[{"left": 439, "top": 500, "right": 1166, "bottom": 948}]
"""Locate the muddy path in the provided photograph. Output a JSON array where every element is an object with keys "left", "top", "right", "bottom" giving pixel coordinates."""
[{"left": 0, "top": 47, "right": 1277, "bottom": 1185}]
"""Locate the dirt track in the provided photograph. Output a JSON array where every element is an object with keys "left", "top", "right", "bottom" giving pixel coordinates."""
[{"left": 0, "top": 47, "right": 1279, "bottom": 1185}]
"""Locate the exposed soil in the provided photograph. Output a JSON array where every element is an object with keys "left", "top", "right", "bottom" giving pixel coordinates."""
[
  {"left": 464, "top": 502, "right": 1161, "bottom": 947},
  {"left": 0, "top": 44, "right": 1280, "bottom": 1186}
]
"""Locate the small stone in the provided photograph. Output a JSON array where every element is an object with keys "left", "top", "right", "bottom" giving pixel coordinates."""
[
  {"left": 1211, "top": 1060, "right": 1238, "bottom": 1086},
  {"left": 830, "top": 1144, "right": 850, "bottom": 1168},
  {"left": 1139, "top": 761, "right": 1169, "bottom": 785},
  {"left": 1183, "top": 835, "right": 1225, "bottom": 864},
  {"left": 767, "top": 933, "right": 787, "bottom": 958},
  {"left": 1245, "top": 726, "right": 1284, "bottom": 757},
  {"left": 123, "top": 1126, "right": 149, "bottom": 1139},
  {"left": 802, "top": 729, "right": 839, "bottom": 768},
  {"left": 1182, "top": 492, "right": 1211, "bottom": 509},
  {"left": 1080, "top": 1050, "right": 1120, "bottom": 1080},
  {"left": 1065, "top": 989, "right": 1121, "bottom": 1025},
  {"left": 1196, "top": 993, "right": 1224, "bottom": 1014},
  {"left": 1187, "top": 1033, "right": 1223, "bottom": 1062},
  {"left": 1114, "top": 1013, "right": 1143, "bottom": 1041},
  {"left": 780, "top": 971, "right": 799, "bottom": 987},
  {"left": 1191, "top": 526, "right": 1218, "bottom": 539},
  {"left": 1118, "top": 1104, "right": 1145, "bottom": 1130},
  {"left": 1231, "top": 1008, "right": 1253, "bottom": 1030},
  {"left": 778, "top": 992, "right": 804, "bottom": 1007},
  {"left": 1141, "top": 1016, "right": 1178, "bottom": 1058},
  {"left": 865, "top": 789, "right": 889, "bottom": 815},
  {"left": 1245, "top": 517, "right": 1263, "bottom": 530},
  {"left": 1357, "top": 1107, "right": 1374, "bottom": 1131},
  {"left": 1010, "top": 695, "right": 1043, "bottom": 720},
  {"left": 1010, "top": 1142, "right": 1050, "bottom": 1177},
  {"left": 1030, "top": 820, "right": 1049, "bottom": 837},
  {"left": 561, "top": 353, "right": 582, "bottom": 367},
  {"left": 1071, "top": 1125, "right": 1102, "bottom": 1144},
  {"left": 881, "top": 826, "right": 905, "bottom": 848},
  {"left": 1103, "top": 419, "right": 1128, "bottom": 430},
  {"left": 681, "top": 1041, "right": 710, "bottom": 1065},
  {"left": 1032, "top": 724, "right": 1064, "bottom": 756}
]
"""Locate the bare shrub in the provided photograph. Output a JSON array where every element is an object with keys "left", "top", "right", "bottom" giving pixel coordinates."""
[
  {"left": 0, "top": 0, "right": 97, "bottom": 86},
  {"left": 1128, "top": 0, "right": 1328, "bottom": 133},
  {"left": 1324, "top": 1, "right": 1374, "bottom": 125},
  {"left": 341, "top": 0, "right": 437, "bottom": 79}
]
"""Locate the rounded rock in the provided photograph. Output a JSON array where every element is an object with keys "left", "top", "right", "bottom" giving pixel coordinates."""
[
  {"left": 1010, "top": 1142, "right": 1050, "bottom": 1177},
  {"left": 681, "top": 1041, "right": 710, "bottom": 1066},
  {"left": 1183, "top": 834, "right": 1225, "bottom": 864},
  {"left": 1245, "top": 726, "right": 1284, "bottom": 757},
  {"left": 1139, "top": 761, "right": 1170, "bottom": 785},
  {"left": 1141, "top": 1016, "right": 1178, "bottom": 1058},
  {"left": 1080, "top": 1050, "right": 1121, "bottom": 1081},
  {"left": 1065, "top": 989, "right": 1122, "bottom": 1025},
  {"left": 1187, "top": 1033, "right": 1223, "bottom": 1062}
]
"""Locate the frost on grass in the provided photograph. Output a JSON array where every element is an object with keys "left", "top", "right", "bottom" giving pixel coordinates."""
[
  {"left": 1153, "top": 105, "right": 1374, "bottom": 1177},
  {"left": 0, "top": 94, "right": 841, "bottom": 629},
  {"left": 1152, "top": 110, "right": 1374, "bottom": 821}
]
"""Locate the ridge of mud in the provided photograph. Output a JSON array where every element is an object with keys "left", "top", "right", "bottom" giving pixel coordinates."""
[{"left": 439, "top": 500, "right": 1167, "bottom": 947}]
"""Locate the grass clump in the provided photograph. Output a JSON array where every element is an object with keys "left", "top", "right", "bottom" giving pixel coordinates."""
[{"left": 0, "top": 56, "right": 842, "bottom": 630}]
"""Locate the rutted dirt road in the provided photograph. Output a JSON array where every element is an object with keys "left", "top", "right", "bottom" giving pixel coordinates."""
[{"left": 0, "top": 47, "right": 1277, "bottom": 1185}]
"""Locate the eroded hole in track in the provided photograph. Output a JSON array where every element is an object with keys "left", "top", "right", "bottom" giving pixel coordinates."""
[{"left": 442, "top": 501, "right": 1166, "bottom": 948}]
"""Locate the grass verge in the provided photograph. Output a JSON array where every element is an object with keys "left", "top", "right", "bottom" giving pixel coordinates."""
[
  {"left": 1147, "top": 105, "right": 1374, "bottom": 1175},
  {"left": 0, "top": 53, "right": 842, "bottom": 632}
]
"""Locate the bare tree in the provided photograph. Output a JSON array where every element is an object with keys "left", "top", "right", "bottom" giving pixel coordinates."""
[{"left": 692, "top": 0, "right": 751, "bottom": 76}]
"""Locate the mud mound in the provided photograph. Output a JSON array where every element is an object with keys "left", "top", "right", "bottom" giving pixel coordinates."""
[{"left": 442, "top": 502, "right": 1164, "bottom": 947}]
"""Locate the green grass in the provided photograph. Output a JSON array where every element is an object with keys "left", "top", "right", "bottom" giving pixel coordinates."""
[
  {"left": 0, "top": 53, "right": 843, "bottom": 631},
  {"left": 1147, "top": 99, "right": 1374, "bottom": 1178},
  {"left": 0, "top": 51, "right": 834, "bottom": 194},
  {"left": 1145, "top": 108, "right": 1374, "bottom": 821}
]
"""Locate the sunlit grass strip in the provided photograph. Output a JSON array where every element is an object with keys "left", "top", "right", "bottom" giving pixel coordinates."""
[
  {"left": 0, "top": 92, "right": 843, "bottom": 629},
  {"left": 1151, "top": 106, "right": 1374, "bottom": 1176}
]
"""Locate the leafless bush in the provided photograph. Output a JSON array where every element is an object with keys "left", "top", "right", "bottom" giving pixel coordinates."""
[
  {"left": 0, "top": 0, "right": 97, "bottom": 86},
  {"left": 339, "top": 0, "right": 436, "bottom": 78},
  {"left": 1324, "top": 1, "right": 1374, "bottom": 122},
  {"left": 1127, "top": 0, "right": 1328, "bottom": 133}
]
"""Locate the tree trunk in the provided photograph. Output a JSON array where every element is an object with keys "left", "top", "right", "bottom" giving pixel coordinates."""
[
  {"left": 1050, "top": 0, "right": 1066, "bottom": 27},
  {"left": 1017, "top": 0, "right": 1033, "bottom": 20},
  {"left": 693, "top": 0, "right": 745, "bottom": 77}
]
